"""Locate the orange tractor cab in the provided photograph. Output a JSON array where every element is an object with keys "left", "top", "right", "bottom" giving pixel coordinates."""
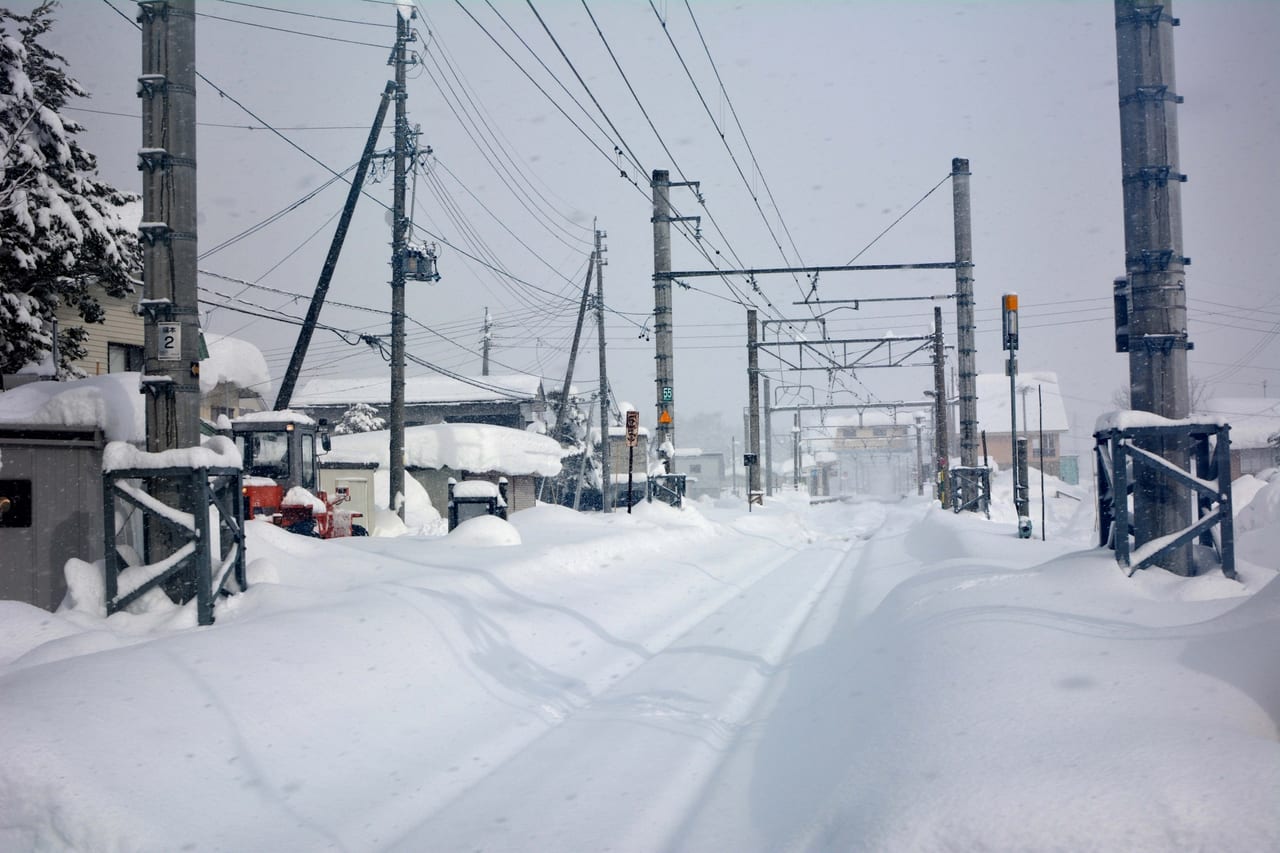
[{"left": 231, "top": 411, "right": 367, "bottom": 537}]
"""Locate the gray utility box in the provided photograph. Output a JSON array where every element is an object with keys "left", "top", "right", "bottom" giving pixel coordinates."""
[{"left": 0, "top": 426, "right": 106, "bottom": 611}]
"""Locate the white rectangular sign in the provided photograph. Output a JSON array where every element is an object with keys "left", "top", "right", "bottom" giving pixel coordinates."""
[{"left": 157, "top": 322, "right": 181, "bottom": 361}]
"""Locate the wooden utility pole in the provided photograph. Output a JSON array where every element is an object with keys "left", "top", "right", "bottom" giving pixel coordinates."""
[
  {"left": 1115, "top": 0, "right": 1193, "bottom": 573},
  {"left": 389, "top": 9, "right": 412, "bottom": 521}
]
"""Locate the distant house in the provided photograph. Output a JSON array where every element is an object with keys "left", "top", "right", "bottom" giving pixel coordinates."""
[
  {"left": 671, "top": 448, "right": 726, "bottom": 500},
  {"left": 293, "top": 373, "right": 549, "bottom": 432},
  {"left": 1194, "top": 397, "right": 1280, "bottom": 479},
  {"left": 322, "top": 421, "right": 566, "bottom": 517},
  {"left": 976, "top": 372, "right": 1071, "bottom": 479}
]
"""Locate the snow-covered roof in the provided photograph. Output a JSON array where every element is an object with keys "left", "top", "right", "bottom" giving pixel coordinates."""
[
  {"left": 231, "top": 409, "right": 316, "bottom": 427},
  {"left": 1194, "top": 397, "right": 1280, "bottom": 448},
  {"left": 200, "top": 334, "right": 270, "bottom": 397},
  {"left": 293, "top": 373, "right": 544, "bottom": 406},
  {"left": 976, "top": 371, "right": 1069, "bottom": 434},
  {"left": 0, "top": 372, "right": 144, "bottom": 442},
  {"left": 325, "top": 422, "right": 565, "bottom": 476}
]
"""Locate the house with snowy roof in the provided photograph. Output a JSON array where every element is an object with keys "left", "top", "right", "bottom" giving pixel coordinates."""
[
  {"left": 975, "top": 371, "right": 1074, "bottom": 481},
  {"left": 1193, "top": 397, "right": 1280, "bottom": 479},
  {"left": 292, "top": 373, "right": 548, "bottom": 433},
  {"left": 322, "top": 421, "right": 565, "bottom": 518}
]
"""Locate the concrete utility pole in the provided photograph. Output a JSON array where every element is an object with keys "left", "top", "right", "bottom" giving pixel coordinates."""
[
  {"left": 388, "top": 9, "right": 412, "bottom": 522},
  {"left": 595, "top": 228, "right": 613, "bottom": 513},
  {"left": 481, "top": 307, "right": 492, "bottom": 377},
  {"left": 138, "top": 0, "right": 199, "bottom": 453},
  {"left": 763, "top": 375, "right": 773, "bottom": 496},
  {"left": 1114, "top": 0, "right": 1193, "bottom": 572},
  {"left": 932, "top": 306, "right": 949, "bottom": 502},
  {"left": 651, "top": 170, "right": 675, "bottom": 466},
  {"left": 553, "top": 254, "right": 595, "bottom": 441},
  {"left": 747, "top": 310, "right": 762, "bottom": 500},
  {"left": 651, "top": 170, "right": 702, "bottom": 468},
  {"left": 952, "top": 157, "right": 978, "bottom": 468}
]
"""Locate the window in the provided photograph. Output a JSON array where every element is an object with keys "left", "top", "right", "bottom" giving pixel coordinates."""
[
  {"left": 688, "top": 463, "right": 702, "bottom": 474},
  {"left": 107, "top": 342, "right": 143, "bottom": 373}
]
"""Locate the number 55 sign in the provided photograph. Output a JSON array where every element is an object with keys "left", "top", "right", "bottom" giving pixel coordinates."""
[{"left": 157, "top": 323, "right": 181, "bottom": 361}]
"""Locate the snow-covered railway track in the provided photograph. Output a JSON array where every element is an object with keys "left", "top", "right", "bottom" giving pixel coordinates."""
[{"left": 384, "top": 520, "right": 864, "bottom": 851}]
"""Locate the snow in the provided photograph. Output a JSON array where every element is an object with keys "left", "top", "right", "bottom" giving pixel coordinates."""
[
  {"left": 102, "top": 436, "right": 240, "bottom": 472},
  {"left": 292, "top": 373, "right": 544, "bottom": 406},
  {"left": 0, "top": 474, "right": 1278, "bottom": 849},
  {"left": 199, "top": 333, "right": 271, "bottom": 396},
  {"left": 232, "top": 408, "right": 315, "bottom": 427},
  {"left": 1096, "top": 408, "right": 1229, "bottom": 432},
  {"left": 0, "top": 372, "right": 144, "bottom": 441},
  {"left": 327, "top": 422, "right": 565, "bottom": 477},
  {"left": 452, "top": 479, "right": 500, "bottom": 499},
  {"left": 976, "top": 371, "right": 1070, "bottom": 433},
  {"left": 281, "top": 486, "right": 325, "bottom": 514},
  {"left": 1195, "top": 397, "right": 1280, "bottom": 449}
]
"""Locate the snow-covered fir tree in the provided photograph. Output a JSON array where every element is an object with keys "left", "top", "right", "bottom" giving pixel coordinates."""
[
  {"left": 332, "top": 402, "right": 386, "bottom": 435},
  {"left": 0, "top": 2, "right": 141, "bottom": 376}
]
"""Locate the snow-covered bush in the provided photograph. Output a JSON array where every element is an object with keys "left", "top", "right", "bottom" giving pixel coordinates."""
[{"left": 332, "top": 402, "right": 386, "bottom": 435}]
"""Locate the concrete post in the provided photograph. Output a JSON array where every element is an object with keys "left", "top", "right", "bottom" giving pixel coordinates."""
[
  {"left": 933, "top": 307, "right": 949, "bottom": 503},
  {"left": 652, "top": 170, "right": 674, "bottom": 466},
  {"left": 595, "top": 229, "right": 613, "bottom": 512},
  {"left": 388, "top": 10, "right": 410, "bottom": 522},
  {"left": 1114, "top": 0, "right": 1192, "bottom": 573},
  {"left": 139, "top": 0, "right": 200, "bottom": 453},
  {"left": 747, "top": 310, "right": 761, "bottom": 500},
  {"left": 952, "top": 157, "right": 978, "bottom": 468}
]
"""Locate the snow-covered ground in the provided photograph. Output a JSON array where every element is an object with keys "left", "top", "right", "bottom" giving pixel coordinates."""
[{"left": 1, "top": 469, "right": 1278, "bottom": 851}]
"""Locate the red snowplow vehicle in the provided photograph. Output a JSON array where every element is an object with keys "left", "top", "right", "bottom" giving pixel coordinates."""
[{"left": 231, "top": 411, "right": 366, "bottom": 537}]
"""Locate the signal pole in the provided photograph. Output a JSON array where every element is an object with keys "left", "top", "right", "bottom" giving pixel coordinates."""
[
  {"left": 1114, "top": 0, "right": 1192, "bottom": 572},
  {"left": 388, "top": 8, "right": 413, "bottom": 522}
]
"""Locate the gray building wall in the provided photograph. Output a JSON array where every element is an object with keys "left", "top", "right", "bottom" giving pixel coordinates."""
[{"left": 0, "top": 427, "right": 106, "bottom": 611}]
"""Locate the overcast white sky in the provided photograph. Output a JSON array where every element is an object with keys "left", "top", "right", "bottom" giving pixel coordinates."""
[{"left": 18, "top": 0, "right": 1280, "bottom": 457}]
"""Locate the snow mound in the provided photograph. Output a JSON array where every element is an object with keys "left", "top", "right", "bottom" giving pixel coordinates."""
[
  {"left": 448, "top": 514, "right": 521, "bottom": 546},
  {"left": 0, "top": 372, "right": 144, "bottom": 441}
]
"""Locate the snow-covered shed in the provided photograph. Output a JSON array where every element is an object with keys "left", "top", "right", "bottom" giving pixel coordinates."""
[
  {"left": 671, "top": 447, "right": 727, "bottom": 500},
  {"left": 292, "top": 373, "right": 549, "bottom": 432},
  {"left": 323, "top": 422, "right": 565, "bottom": 516},
  {"left": 976, "top": 371, "right": 1071, "bottom": 478},
  {"left": 0, "top": 373, "right": 144, "bottom": 610}
]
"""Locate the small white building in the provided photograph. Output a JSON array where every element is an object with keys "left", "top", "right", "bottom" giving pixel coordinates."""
[
  {"left": 671, "top": 448, "right": 727, "bottom": 500},
  {"left": 323, "top": 422, "right": 566, "bottom": 519}
]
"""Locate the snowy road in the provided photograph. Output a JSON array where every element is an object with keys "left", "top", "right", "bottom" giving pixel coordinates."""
[{"left": 2, "top": 486, "right": 1278, "bottom": 852}]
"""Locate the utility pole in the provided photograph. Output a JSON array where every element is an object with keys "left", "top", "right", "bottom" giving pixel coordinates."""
[
  {"left": 388, "top": 8, "right": 413, "bottom": 522},
  {"left": 1114, "top": 0, "right": 1192, "bottom": 573},
  {"left": 274, "top": 81, "right": 396, "bottom": 410},
  {"left": 651, "top": 169, "right": 701, "bottom": 469},
  {"left": 952, "top": 157, "right": 978, "bottom": 468},
  {"left": 747, "top": 310, "right": 762, "bottom": 503},
  {"left": 138, "top": 0, "right": 199, "bottom": 454},
  {"left": 481, "top": 307, "right": 492, "bottom": 377},
  {"left": 763, "top": 376, "right": 773, "bottom": 495},
  {"left": 553, "top": 253, "right": 596, "bottom": 441},
  {"left": 932, "top": 306, "right": 949, "bottom": 502},
  {"left": 595, "top": 228, "right": 613, "bottom": 513}
]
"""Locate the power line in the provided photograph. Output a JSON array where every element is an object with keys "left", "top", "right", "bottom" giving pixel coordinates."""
[
  {"left": 213, "top": 0, "right": 394, "bottom": 28},
  {"left": 194, "top": 10, "right": 391, "bottom": 48}
]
